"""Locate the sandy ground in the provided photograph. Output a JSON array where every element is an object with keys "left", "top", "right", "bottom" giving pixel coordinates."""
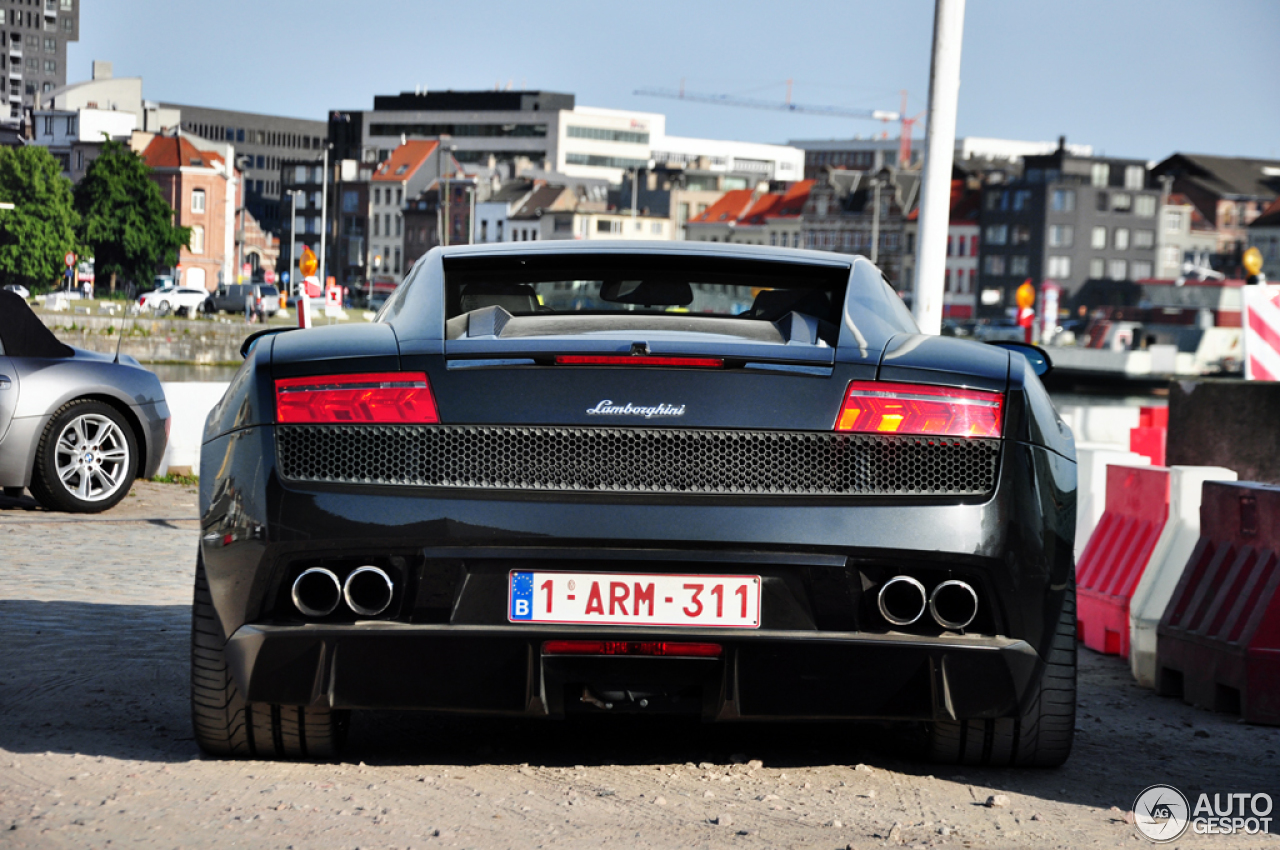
[{"left": 1, "top": 481, "right": 1277, "bottom": 849}]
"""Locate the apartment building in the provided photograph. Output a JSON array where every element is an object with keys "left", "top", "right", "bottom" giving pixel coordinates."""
[
  {"left": 2, "top": 0, "right": 79, "bottom": 123},
  {"left": 976, "top": 143, "right": 1160, "bottom": 313}
]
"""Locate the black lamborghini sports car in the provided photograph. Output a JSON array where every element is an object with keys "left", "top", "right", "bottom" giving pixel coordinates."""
[{"left": 192, "top": 241, "right": 1077, "bottom": 766}]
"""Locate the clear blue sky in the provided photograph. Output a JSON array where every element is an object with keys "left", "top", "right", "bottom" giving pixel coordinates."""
[{"left": 74, "top": 0, "right": 1280, "bottom": 161}]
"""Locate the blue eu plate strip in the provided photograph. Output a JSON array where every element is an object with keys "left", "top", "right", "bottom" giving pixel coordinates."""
[{"left": 510, "top": 571, "right": 534, "bottom": 620}]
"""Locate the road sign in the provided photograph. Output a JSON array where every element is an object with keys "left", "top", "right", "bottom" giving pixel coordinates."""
[
  {"left": 264, "top": 270, "right": 276, "bottom": 285},
  {"left": 299, "top": 246, "right": 318, "bottom": 278},
  {"left": 242, "top": 262, "right": 252, "bottom": 277},
  {"left": 64, "top": 252, "right": 75, "bottom": 267}
]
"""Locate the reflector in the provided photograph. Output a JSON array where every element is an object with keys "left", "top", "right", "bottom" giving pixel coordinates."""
[
  {"left": 276, "top": 372, "right": 439, "bottom": 424},
  {"left": 555, "top": 355, "right": 723, "bottom": 368},
  {"left": 542, "top": 640, "right": 723, "bottom": 658},
  {"left": 834, "top": 381, "right": 1002, "bottom": 438}
]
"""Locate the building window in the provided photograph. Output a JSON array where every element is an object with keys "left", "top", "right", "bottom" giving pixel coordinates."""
[
  {"left": 43, "top": 59, "right": 55, "bottom": 73},
  {"left": 1133, "top": 229, "right": 1155, "bottom": 249},
  {"left": 983, "top": 255, "right": 1006, "bottom": 276},
  {"left": 1132, "top": 260, "right": 1153, "bottom": 279},
  {"left": 1047, "top": 225, "right": 1073, "bottom": 247},
  {"left": 1124, "top": 165, "right": 1144, "bottom": 190},
  {"left": 984, "top": 224, "right": 1008, "bottom": 245},
  {"left": 1108, "top": 259, "right": 1128, "bottom": 280},
  {"left": 1090, "top": 163, "right": 1110, "bottom": 187},
  {"left": 1090, "top": 258, "right": 1105, "bottom": 278},
  {"left": 1091, "top": 226, "right": 1107, "bottom": 249},
  {"left": 60, "top": 0, "right": 73, "bottom": 8},
  {"left": 394, "top": 247, "right": 401, "bottom": 274},
  {"left": 1010, "top": 255, "right": 1029, "bottom": 276},
  {"left": 395, "top": 214, "right": 401, "bottom": 237},
  {"left": 1012, "top": 190, "right": 1033, "bottom": 211},
  {"left": 1050, "top": 189, "right": 1075, "bottom": 212},
  {"left": 191, "top": 189, "right": 205, "bottom": 213},
  {"left": 1096, "top": 191, "right": 1108, "bottom": 212},
  {"left": 1111, "top": 192, "right": 1132, "bottom": 213},
  {"left": 74, "top": 149, "right": 81, "bottom": 171},
  {"left": 61, "top": 16, "right": 71, "bottom": 30},
  {"left": 1164, "top": 210, "right": 1183, "bottom": 233},
  {"left": 43, "top": 37, "right": 53, "bottom": 53},
  {"left": 294, "top": 165, "right": 307, "bottom": 184},
  {"left": 1114, "top": 228, "right": 1130, "bottom": 250},
  {"left": 1162, "top": 245, "right": 1180, "bottom": 268},
  {"left": 42, "top": 115, "right": 52, "bottom": 135},
  {"left": 1135, "top": 195, "right": 1156, "bottom": 217},
  {"left": 189, "top": 225, "right": 204, "bottom": 254},
  {"left": 1046, "top": 256, "right": 1071, "bottom": 279}
]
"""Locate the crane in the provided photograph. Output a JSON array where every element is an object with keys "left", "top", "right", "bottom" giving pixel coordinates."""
[{"left": 636, "top": 81, "right": 924, "bottom": 168}]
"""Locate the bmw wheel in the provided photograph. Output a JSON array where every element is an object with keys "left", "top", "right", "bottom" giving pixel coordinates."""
[{"left": 29, "top": 400, "right": 138, "bottom": 513}]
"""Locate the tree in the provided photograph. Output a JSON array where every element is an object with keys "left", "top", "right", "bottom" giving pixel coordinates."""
[
  {"left": 75, "top": 139, "right": 189, "bottom": 295},
  {"left": 0, "top": 145, "right": 80, "bottom": 293}
]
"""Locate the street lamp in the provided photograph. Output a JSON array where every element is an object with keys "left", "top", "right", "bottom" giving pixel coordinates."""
[{"left": 285, "top": 189, "right": 304, "bottom": 295}]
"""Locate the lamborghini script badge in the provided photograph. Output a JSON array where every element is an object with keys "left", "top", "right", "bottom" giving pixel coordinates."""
[{"left": 586, "top": 400, "right": 686, "bottom": 419}]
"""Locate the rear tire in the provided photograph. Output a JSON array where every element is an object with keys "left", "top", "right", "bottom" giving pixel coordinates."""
[
  {"left": 919, "top": 583, "right": 1076, "bottom": 767},
  {"left": 190, "top": 554, "right": 349, "bottom": 760}
]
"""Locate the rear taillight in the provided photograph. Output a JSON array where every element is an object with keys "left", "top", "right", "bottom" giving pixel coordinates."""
[
  {"left": 834, "top": 381, "right": 1002, "bottom": 438},
  {"left": 554, "top": 355, "right": 724, "bottom": 368},
  {"left": 275, "top": 372, "right": 438, "bottom": 424},
  {"left": 542, "top": 640, "right": 723, "bottom": 658}
]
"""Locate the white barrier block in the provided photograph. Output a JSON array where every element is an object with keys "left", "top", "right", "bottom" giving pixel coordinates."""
[
  {"left": 1128, "top": 464, "right": 1237, "bottom": 688},
  {"left": 156, "top": 382, "right": 231, "bottom": 477},
  {"left": 1074, "top": 443, "right": 1151, "bottom": 562},
  {"left": 1057, "top": 404, "right": 1142, "bottom": 447}
]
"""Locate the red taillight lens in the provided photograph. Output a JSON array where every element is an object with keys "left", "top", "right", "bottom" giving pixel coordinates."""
[
  {"left": 834, "top": 381, "right": 1002, "bottom": 438},
  {"left": 275, "top": 372, "right": 439, "bottom": 424},
  {"left": 542, "top": 640, "right": 722, "bottom": 658},
  {"left": 554, "top": 355, "right": 724, "bottom": 368}
]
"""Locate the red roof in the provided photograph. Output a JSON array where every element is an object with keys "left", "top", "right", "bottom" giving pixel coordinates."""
[
  {"left": 690, "top": 181, "right": 815, "bottom": 227},
  {"left": 739, "top": 180, "right": 815, "bottom": 225},
  {"left": 905, "top": 178, "right": 978, "bottom": 223},
  {"left": 142, "top": 135, "right": 224, "bottom": 170},
  {"left": 689, "top": 189, "right": 756, "bottom": 224},
  {"left": 372, "top": 140, "right": 439, "bottom": 183}
]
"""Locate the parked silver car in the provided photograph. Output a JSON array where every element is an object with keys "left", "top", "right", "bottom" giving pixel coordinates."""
[{"left": 0, "top": 291, "right": 170, "bottom": 512}]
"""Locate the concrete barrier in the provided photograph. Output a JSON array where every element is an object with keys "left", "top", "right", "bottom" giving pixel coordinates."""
[
  {"left": 1058, "top": 404, "right": 1142, "bottom": 447},
  {"left": 1076, "top": 465, "right": 1170, "bottom": 657},
  {"left": 1074, "top": 443, "right": 1151, "bottom": 561},
  {"left": 1129, "top": 464, "right": 1237, "bottom": 688},
  {"left": 1157, "top": 480, "right": 1280, "bottom": 725},
  {"left": 156, "top": 382, "right": 230, "bottom": 477}
]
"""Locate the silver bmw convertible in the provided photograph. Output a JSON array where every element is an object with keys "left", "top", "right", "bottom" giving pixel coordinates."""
[{"left": 0, "top": 291, "right": 170, "bottom": 512}]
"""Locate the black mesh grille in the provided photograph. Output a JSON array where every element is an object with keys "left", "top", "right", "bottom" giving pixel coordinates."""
[{"left": 276, "top": 425, "right": 999, "bottom": 496}]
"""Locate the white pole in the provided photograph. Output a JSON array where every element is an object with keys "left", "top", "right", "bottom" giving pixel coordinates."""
[
  {"left": 289, "top": 191, "right": 297, "bottom": 294},
  {"left": 870, "top": 179, "right": 881, "bottom": 264},
  {"left": 912, "top": 0, "right": 966, "bottom": 335},
  {"left": 319, "top": 146, "right": 329, "bottom": 290}
]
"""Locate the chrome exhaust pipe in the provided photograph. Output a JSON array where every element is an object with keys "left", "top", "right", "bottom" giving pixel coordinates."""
[
  {"left": 930, "top": 580, "right": 979, "bottom": 630},
  {"left": 292, "top": 568, "right": 341, "bottom": 618},
  {"left": 877, "top": 576, "right": 927, "bottom": 626},
  {"left": 343, "top": 566, "right": 394, "bottom": 617}
]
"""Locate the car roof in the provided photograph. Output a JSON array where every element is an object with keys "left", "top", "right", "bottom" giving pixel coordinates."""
[{"left": 434, "top": 239, "right": 857, "bottom": 269}]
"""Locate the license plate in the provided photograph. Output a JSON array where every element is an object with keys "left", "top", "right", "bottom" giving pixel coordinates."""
[{"left": 508, "top": 571, "right": 761, "bottom": 628}]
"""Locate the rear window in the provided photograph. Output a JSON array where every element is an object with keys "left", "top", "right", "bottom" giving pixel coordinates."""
[{"left": 443, "top": 254, "right": 849, "bottom": 327}]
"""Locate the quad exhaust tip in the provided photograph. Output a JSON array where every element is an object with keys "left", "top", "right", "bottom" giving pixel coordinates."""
[
  {"left": 343, "top": 565, "right": 394, "bottom": 617},
  {"left": 929, "top": 580, "right": 978, "bottom": 630},
  {"left": 877, "top": 575, "right": 927, "bottom": 626},
  {"left": 292, "top": 567, "right": 341, "bottom": 618}
]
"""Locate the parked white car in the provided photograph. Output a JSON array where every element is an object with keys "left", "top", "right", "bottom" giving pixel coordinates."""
[
  {"left": 2, "top": 283, "right": 29, "bottom": 298},
  {"left": 139, "top": 286, "right": 210, "bottom": 317}
]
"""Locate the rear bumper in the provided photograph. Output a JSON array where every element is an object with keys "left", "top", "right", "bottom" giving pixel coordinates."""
[{"left": 225, "top": 623, "right": 1041, "bottom": 721}]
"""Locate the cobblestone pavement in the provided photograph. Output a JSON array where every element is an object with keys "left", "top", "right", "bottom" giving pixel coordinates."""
[{"left": 0, "top": 483, "right": 1277, "bottom": 849}]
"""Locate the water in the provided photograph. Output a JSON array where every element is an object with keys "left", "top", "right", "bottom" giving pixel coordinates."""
[{"left": 146, "top": 363, "right": 240, "bottom": 383}]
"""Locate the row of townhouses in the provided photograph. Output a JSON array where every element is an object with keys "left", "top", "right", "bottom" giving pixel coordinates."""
[{"left": 19, "top": 59, "right": 1280, "bottom": 317}]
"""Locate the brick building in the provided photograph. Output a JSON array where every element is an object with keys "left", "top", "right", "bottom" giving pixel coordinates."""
[{"left": 141, "top": 133, "right": 238, "bottom": 292}]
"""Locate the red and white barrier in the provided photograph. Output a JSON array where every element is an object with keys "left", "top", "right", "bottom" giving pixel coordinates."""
[
  {"left": 1076, "top": 465, "right": 1170, "bottom": 657},
  {"left": 1128, "top": 464, "right": 1237, "bottom": 688},
  {"left": 1242, "top": 284, "right": 1280, "bottom": 380},
  {"left": 1074, "top": 444, "right": 1151, "bottom": 562}
]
